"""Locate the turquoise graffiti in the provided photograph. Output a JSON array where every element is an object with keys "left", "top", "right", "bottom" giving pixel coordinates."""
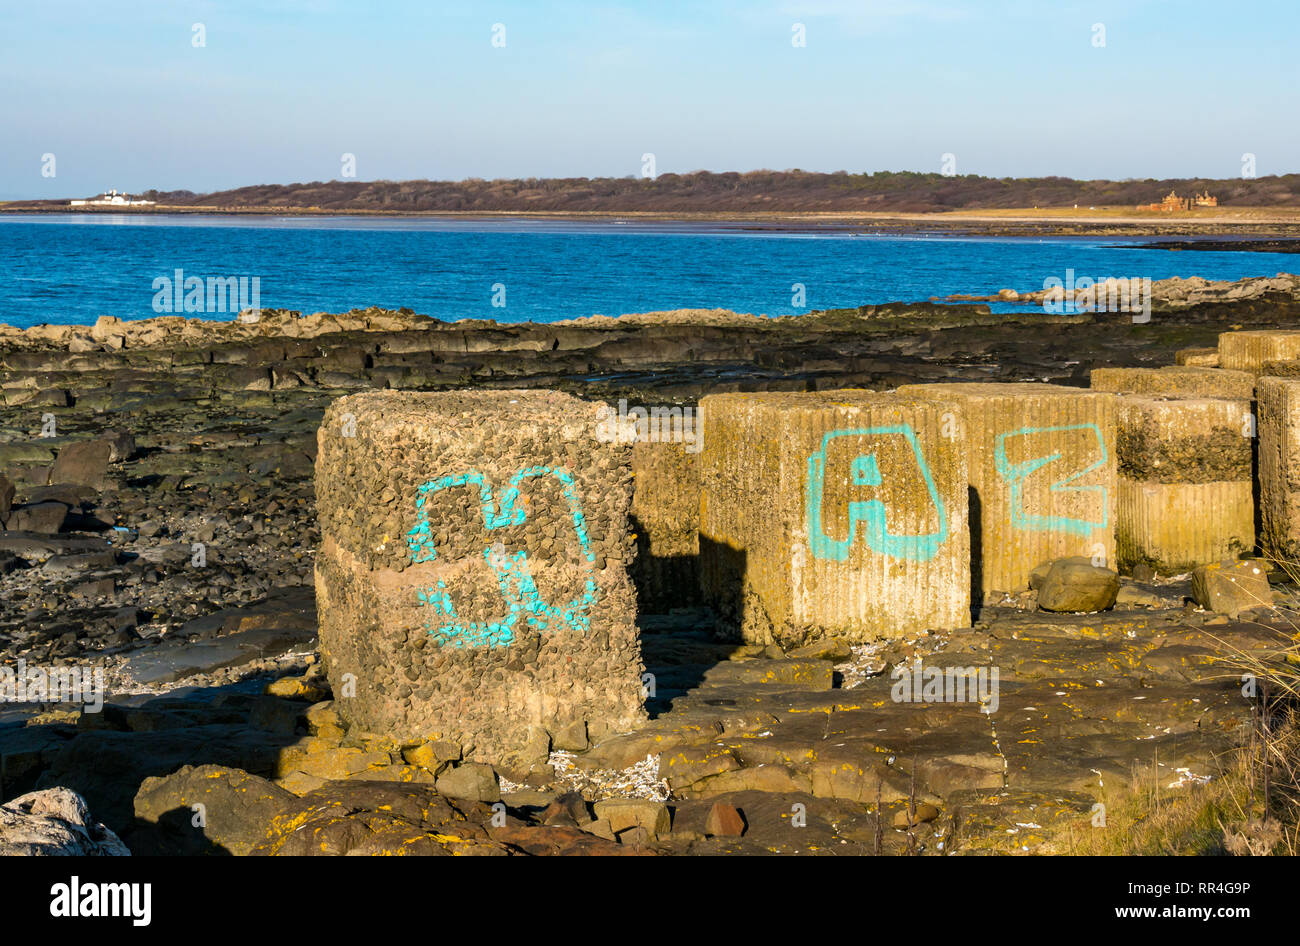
[
  {"left": 805, "top": 425, "right": 949, "bottom": 562},
  {"left": 405, "top": 465, "right": 598, "bottom": 647},
  {"left": 994, "top": 424, "right": 1108, "bottom": 536}
]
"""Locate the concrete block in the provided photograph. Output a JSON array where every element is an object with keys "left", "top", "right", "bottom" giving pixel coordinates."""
[
  {"left": 898, "top": 382, "right": 1116, "bottom": 594},
  {"left": 313, "top": 390, "right": 646, "bottom": 766},
  {"left": 1219, "top": 331, "right": 1300, "bottom": 375},
  {"left": 1118, "top": 480, "right": 1254, "bottom": 574},
  {"left": 1090, "top": 365, "right": 1254, "bottom": 400},
  {"left": 628, "top": 437, "right": 700, "bottom": 612},
  {"left": 1109, "top": 392, "right": 1253, "bottom": 576},
  {"left": 1175, "top": 347, "right": 1220, "bottom": 367},
  {"left": 1260, "top": 360, "right": 1300, "bottom": 379},
  {"left": 699, "top": 390, "right": 970, "bottom": 645},
  {"left": 1257, "top": 377, "right": 1300, "bottom": 560}
]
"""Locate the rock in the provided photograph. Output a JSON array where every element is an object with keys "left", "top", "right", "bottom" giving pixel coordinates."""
[
  {"left": 1131, "top": 562, "right": 1156, "bottom": 582},
  {"left": 704, "top": 801, "right": 747, "bottom": 837},
  {"left": 893, "top": 802, "right": 940, "bottom": 828},
  {"left": 34, "top": 726, "right": 292, "bottom": 835},
  {"left": 1035, "top": 557, "right": 1119, "bottom": 613},
  {"left": 0, "top": 474, "right": 13, "bottom": 526},
  {"left": 401, "top": 738, "right": 459, "bottom": 771},
  {"left": 617, "top": 825, "right": 653, "bottom": 846},
  {"left": 0, "top": 787, "right": 130, "bottom": 856},
  {"left": 304, "top": 701, "right": 346, "bottom": 740},
  {"left": 100, "top": 429, "right": 137, "bottom": 462},
  {"left": 592, "top": 798, "right": 670, "bottom": 839},
  {"left": 662, "top": 744, "right": 742, "bottom": 789},
  {"left": 1115, "top": 584, "right": 1165, "bottom": 609},
  {"left": 133, "top": 764, "right": 304, "bottom": 856},
  {"left": 435, "top": 762, "right": 501, "bottom": 802},
  {"left": 289, "top": 744, "right": 389, "bottom": 780},
  {"left": 552, "top": 720, "right": 589, "bottom": 752},
  {"left": 1191, "top": 559, "right": 1272, "bottom": 617},
  {"left": 49, "top": 439, "right": 112, "bottom": 489},
  {"left": 541, "top": 792, "right": 592, "bottom": 827},
  {"left": 7, "top": 501, "right": 68, "bottom": 534},
  {"left": 264, "top": 674, "right": 330, "bottom": 702},
  {"left": 250, "top": 780, "right": 509, "bottom": 856},
  {"left": 1175, "top": 347, "right": 1220, "bottom": 367},
  {"left": 788, "top": 638, "right": 853, "bottom": 661},
  {"left": 582, "top": 818, "right": 617, "bottom": 841}
]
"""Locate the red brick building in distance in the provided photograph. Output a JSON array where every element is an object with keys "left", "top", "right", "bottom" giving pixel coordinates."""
[{"left": 1138, "top": 190, "right": 1218, "bottom": 211}]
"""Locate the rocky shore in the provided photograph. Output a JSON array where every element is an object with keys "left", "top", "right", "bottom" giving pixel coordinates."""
[{"left": 3, "top": 278, "right": 1299, "bottom": 855}]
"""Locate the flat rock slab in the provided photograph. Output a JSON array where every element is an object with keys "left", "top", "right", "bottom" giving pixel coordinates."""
[{"left": 118, "top": 624, "right": 317, "bottom": 687}]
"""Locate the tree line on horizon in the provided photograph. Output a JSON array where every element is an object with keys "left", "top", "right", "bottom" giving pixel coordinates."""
[{"left": 90, "top": 169, "right": 1300, "bottom": 213}]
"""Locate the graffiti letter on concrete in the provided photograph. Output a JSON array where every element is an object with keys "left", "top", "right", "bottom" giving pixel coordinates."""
[
  {"left": 805, "top": 425, "right": 948, "bottom": 561},
  {"left": 994, "top": 424, "right": 1108, "bottom": 536},
  {"left": 405, "top": 466, "right": 598, "bottom": 647}
]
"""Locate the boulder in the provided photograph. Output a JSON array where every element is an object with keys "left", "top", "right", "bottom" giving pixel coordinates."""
[
  {"left": 1035, "top": 557, "right": 1119, "bottom": 613},
  {"left": 592, "top": 797, "right": 670, "bottom": 839},
  {"left": 0, "top": 788, "right": 129, "bottom": 856},
  {"left": 704, "top": 801, "right": 747, "bottom": 837},
  {"left": 49, "top": 439, "right": 112, "bottom": 489},
  {"left": 434, "top": 762, "right": 501, "bottom": 802},
  {"left": 133, "top": 764, "right": 304, "bottom": 856},
  {"left": 0, "top": 474, "right": 13, "bottom": 526},
  {"left": 1191, "top": 560, "right": 1272, "bottom": 616},
  {"left": 249, "top": 780, "right": 509, "bottom": 856},
  {"left": 7, "top": 501, "right": 68, "bottom": 534}
]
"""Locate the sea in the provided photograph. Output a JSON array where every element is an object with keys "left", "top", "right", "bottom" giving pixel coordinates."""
[{"left": 1, "top": 213, "right": 1295, "bottom": 330}]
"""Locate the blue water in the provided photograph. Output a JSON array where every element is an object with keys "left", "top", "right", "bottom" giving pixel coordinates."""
[{"left": 1, "top": 214, "right": 1295, "bottom": 329}]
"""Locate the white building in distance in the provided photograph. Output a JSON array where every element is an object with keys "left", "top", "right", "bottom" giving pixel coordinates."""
[{"left": 71, "top": 189, "right": 155, "bottom": 207}]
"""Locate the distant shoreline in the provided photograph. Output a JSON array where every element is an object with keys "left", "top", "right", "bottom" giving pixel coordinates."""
[{"left": 6, "top": 203, "right": 1300, "bottom": 240}]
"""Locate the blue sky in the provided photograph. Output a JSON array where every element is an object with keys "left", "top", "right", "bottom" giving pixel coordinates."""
[{"left": 1, "top": 0, "right": 1296, "bottom": 198}]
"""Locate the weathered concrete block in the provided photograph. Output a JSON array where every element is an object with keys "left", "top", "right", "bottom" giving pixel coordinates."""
[
  {"left": 1090, "top": 366, "right": 1254, "bottom": 400},
  {"left": 314, "top": 390, "right": 646, "bottom": 766},
  {"left": 1113, "top": 395, "right": 1254, "bottom": 571},
  {"left": 699, "top": 390, "right": 970, "bottom": 645},
  {"left": 898, "top": 382, "right": 1116, "bottom": 594},
  {"left": 1175, "top": 347, "right": 1220, "bottom": 367},
  {"left": 1219, "top": 331, "right": 1300, "bottom": 375},
  {"left": 1116, "top": 396, "right": 1253, "bottom": 482},
  {"left": 1257, "top": 377, "right": 1300, "bottom": 560},
  {"left": 629, "top": 437, "right": 700, "bottom": 611},
  {"left": 1118, "top": 480, "right": 1254, "bottom": 574},
  {"left": 1261, "top": 360, "right": 1300, "bottom": 379}
]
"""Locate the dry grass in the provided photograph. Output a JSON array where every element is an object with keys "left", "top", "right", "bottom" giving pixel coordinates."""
[
  {"left": 1066, "top": 554, "right": 1300, "bottom": 855},
  {"left": 1063, "top": 750, "right": 1254, "bottom": 856}
]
